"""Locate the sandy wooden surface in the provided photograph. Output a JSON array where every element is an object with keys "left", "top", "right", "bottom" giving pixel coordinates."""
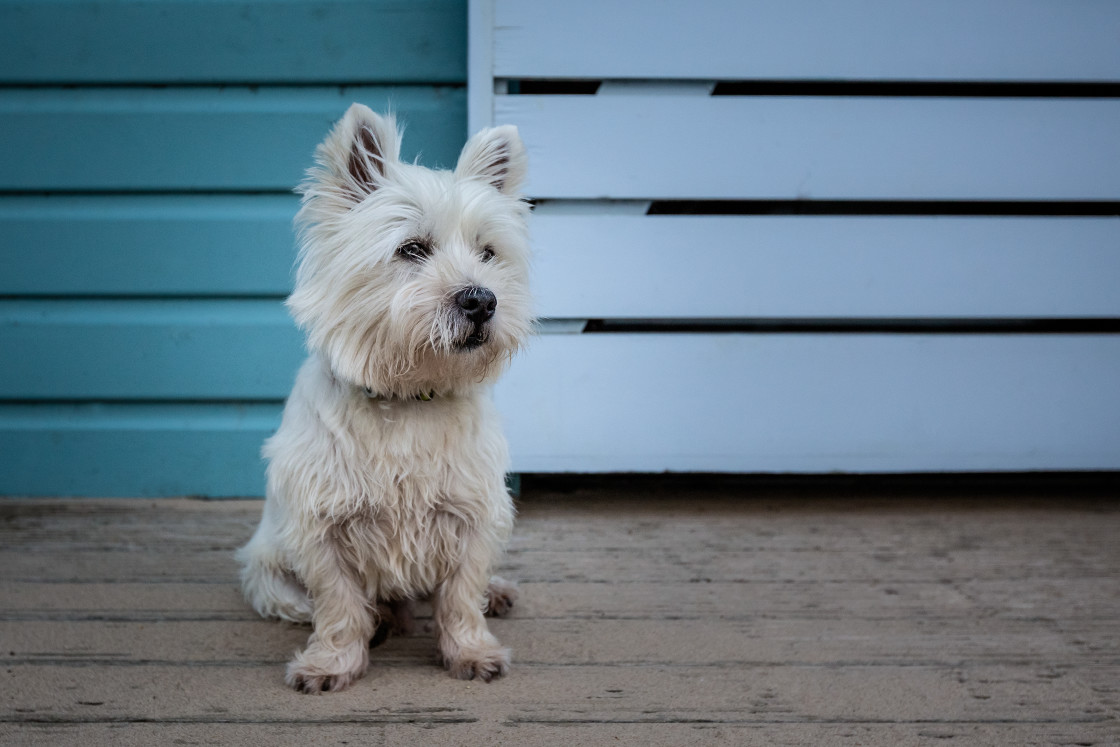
[{"left": 1, "top": 481, "right": 1117, "bottom": 745}]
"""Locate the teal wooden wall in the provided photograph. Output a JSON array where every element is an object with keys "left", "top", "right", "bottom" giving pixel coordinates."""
[{"left": 0, "top": 0, "right": 468, "bottom": 496}]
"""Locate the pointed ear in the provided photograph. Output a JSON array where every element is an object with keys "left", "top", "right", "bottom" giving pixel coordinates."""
[
  {"left": 455, "top": 125, "right": 527, "bottom": 195},
  {"left": 304, "top": 103, "right": 401, "bottom": 203}
]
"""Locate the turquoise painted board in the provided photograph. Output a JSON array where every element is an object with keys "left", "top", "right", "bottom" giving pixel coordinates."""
[
  {"left": 0, "top": 0, "right": 470, "bottom": 497},
  {"left": 0, "top": 300, "right": 304, "bottom": 400},
  {"left": 0, "top": 404, "right": 281, "bottom": 497},
  {"left": 0, "top": 87, "right": 466, "bottom": 190},
  {"left": 0, "top": 0, "right": 466, "bottom": 84},
  {"left": 0, "top": 195, "right": 298, "bottom": 296}
]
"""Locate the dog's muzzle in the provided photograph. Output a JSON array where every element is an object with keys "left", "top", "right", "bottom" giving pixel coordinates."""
[
  {"left": 456, "top": 286, "right": 497, "bottom": 325},
  {"left": 455, "top": 286, "right": 496, "bottom": 350}
]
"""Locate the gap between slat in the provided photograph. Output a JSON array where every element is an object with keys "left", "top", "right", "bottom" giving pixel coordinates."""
[
  {"left": 502, "top": 79, "right": 1120, "bottom": 98},
  {"left": 578, "top": 319, "right": 1120, "bottom": 335},
  {"left": 532, "top": 199, "right": 1120, "bottom": 217}
]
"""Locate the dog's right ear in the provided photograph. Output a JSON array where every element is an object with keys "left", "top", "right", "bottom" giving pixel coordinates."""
[{"left": 305, "top": 103, "right": 401, "bottom": 204}]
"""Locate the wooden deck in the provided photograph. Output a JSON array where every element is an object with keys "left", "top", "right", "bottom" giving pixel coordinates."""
[{"left": 2, "top": 479, "right": 1118, "bottom": 745}]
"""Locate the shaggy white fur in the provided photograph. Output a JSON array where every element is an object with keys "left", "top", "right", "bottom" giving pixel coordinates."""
[{"left": 236, "top": 104, "right": 532, "bottom": 693}]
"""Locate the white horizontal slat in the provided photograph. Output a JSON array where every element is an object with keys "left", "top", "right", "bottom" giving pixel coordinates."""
[
  {"left": 529, "top": 214, "right": 1120, "bottom": 319},
  {"left": 497, "top": 95, "right": 1120, "bottom": 201},
  {"left": 493, "top": 0, "right": 1120, "bottom": 82},
  {"left": 495, "top": 333, "right": 1120, "bottom": 472}
]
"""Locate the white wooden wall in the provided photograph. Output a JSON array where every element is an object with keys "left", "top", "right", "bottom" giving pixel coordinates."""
[{"left": 473, "top": 0, "right": 1120, "bottom": 473}]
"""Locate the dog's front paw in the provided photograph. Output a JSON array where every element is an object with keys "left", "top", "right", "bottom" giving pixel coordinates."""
[
  {"left": 285, "top": 643, "right": 368, "bottom": 694},
  {"left": 483, "top": 576, "right": 518, "bottom": 617},
  {"left": 444, "top": 645, "right": 511, "bottom": 682},
  {"left": 285, "top": 666, "right": 357, "bottom": 694}
]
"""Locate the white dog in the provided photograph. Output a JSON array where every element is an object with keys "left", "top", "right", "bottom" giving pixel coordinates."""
[{"left": 236, "top": 104, "right": 532, "bottom": 693}]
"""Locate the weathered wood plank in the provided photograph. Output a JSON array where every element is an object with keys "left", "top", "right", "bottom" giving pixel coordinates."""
[
  {"left": 7, "top": 495, "right": 1118, "bottom": 547},
  {"left": 1, "top": 545, "right": 1115, "bottom": 586},
  {"left": 4, "top": 721, "right": 1118, "bottom": 747},
  {"left": 0, "top": 0, "right": 467, "bottom": 85},
  {"left": 3, "top": 526, "right": 1117, "bottom": 585},
  {"left": 4, "top": 578, "right": 1117, "bottom": 625},
  {"left": 1, "top": 662, "right": 1113, "bottom": 725},
  {"left": 3, "top": 615, "right": 1111, "bottom": 668},
  {"left": 0, "top": 492, "right": 1116, "bottom": 741}
]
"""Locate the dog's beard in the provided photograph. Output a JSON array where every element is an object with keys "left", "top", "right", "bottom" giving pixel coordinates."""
[
  {"left": 433, "top": 302, "right": 497, "bottom": 354},
  {"left": 455, "top": 322, "right": 490, "bottom": 352},
  {"left": 328, "top": 311, "right": 510, "bottom": 397}
]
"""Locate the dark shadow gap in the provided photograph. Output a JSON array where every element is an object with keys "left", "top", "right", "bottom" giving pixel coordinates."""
[
  {"left": 502, "top": 79, "right": 1120, "bottom": 98},
  {"left": 580, "top": 318, "right": 1120, "bottom": 334},
  {"left": 645, "top": 200, "right": 1120, "bottom": 217}
]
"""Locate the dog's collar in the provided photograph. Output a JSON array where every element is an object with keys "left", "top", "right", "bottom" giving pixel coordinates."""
[
  {"left": 362, "top": 387, "right": 435, "bottom": 402},
  {"left": 322, "top": 361, "right": 436, "bottom": 402}
]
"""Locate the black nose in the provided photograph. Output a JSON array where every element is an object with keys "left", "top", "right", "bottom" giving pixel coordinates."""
[{"left": 455, "top": 286, "right": 497, "bottom": 324}]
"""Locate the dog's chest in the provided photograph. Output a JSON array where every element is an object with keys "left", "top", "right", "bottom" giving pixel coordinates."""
[
  {"left": 351, "top": 395, "right": 501, "bottom": 484},
  {"left": 330, "top": 397, "right": 509, "bottom": 596},
  {"left": 333, "top": 492, "right": 479, "bottom": 597}
]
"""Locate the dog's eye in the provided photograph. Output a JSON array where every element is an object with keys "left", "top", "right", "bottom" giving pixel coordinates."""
[
  {"left": 480, "top": 245, "right": 496, "bottom": 263},
  {"left": 397, "top": 240, "right": 432, "bottom": 262}
]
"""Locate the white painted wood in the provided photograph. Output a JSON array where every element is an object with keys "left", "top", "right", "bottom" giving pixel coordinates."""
[
  {"left": 495, "top": 333, "right": 1120, "bottom": 472},
  {"left": 472, "top": 0, "right": 1120, "bottom": 475},
  {"left": 467, "top": 0, "right": 495, "bottom": 134},
  {"left": 497, "top": 95, "right": 1120, "bottom": 200},
  {"left": 529, "top": 214, "right": 1120, "bottom": 319},
  {"left": 493, "top": 0, "right": 1120, "bottom": 82}
]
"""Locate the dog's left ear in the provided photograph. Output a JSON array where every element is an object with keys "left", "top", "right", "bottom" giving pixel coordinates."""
[{"left": 455, "top": 125, "right": 527, "bottom": 195}]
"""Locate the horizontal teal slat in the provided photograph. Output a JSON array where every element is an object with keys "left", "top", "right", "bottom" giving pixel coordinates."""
[
  {"left": 0, "top": 403, "right": 281, "bottom": 497},
  {"left": 0, "top": 300, "right": 305, "bottom": 400},
  {"left": 0, "top": 195, "right": 298, "bottom": 296},
  {"left": 0, "top": 0, "right": 466, "bottom": 85},
  {"left": 0, "top": 87, "right": 466, "bottom": 191}
]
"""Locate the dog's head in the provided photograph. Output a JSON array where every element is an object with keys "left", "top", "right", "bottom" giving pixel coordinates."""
[{"left": 288, "top": 104, "right": 533, "bottom": 397}]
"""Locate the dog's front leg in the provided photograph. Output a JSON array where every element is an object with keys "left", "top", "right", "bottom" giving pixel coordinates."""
[
  {"left": 434, "top": 537, "right": 511, "bottom": 682},
  {"left": 285, "top": 540, "right": 374, "bottom": 694}
]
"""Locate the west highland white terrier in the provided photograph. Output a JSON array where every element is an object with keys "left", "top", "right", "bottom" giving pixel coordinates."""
[{"left": 236, "top": 103, "right": 532, "bottom": 693}]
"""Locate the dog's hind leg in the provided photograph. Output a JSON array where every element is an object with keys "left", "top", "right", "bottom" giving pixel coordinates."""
[
  {"left": 370, "top": 598, "right": 417, "bottom": 648},
  {"left": 236, "top": 507, "right": 313, "bottom": 624},
  {"left": 483, "top": 576, "right": 518, "bottom": 617}
]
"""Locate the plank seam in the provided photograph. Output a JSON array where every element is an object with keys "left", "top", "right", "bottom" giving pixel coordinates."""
[
  {"left": 500, "top": 78, "right": 1120, "bottom": 98},
  {"left": 580, "top": 319, "right": 1120, "bottom": 334}
]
